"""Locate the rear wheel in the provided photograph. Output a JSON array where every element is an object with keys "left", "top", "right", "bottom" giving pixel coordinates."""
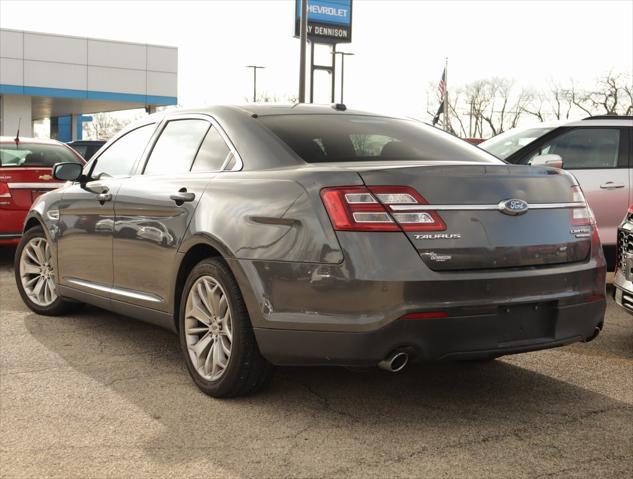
[
  {"left": 179, "top": 257, "right": 273, "bottom": 397},
  {"left": 14, "top": 226, "right": 82, "bottom": 316}
]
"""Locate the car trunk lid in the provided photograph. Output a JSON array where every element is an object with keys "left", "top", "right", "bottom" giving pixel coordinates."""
[
  {"left": 0, "top": 167, "right": 64, "bottom": 209},
  {"left": 356, "top": 163, "right": 591, "bottom": 271}
]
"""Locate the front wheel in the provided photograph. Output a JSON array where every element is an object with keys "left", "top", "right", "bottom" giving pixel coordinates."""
[
  {"left": 179, "top": 257, "right": 273, "bottom": 397},
  {"left": 14, "top": 226, "right": 82, "bottom": 316}
]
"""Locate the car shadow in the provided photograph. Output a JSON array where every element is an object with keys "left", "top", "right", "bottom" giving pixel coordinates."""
[
  {"left": 0, "top": 246, "right": 16, "bottom": 269},
  {"left": 21, "top": 304, "right": 632, "bottom": 477}
]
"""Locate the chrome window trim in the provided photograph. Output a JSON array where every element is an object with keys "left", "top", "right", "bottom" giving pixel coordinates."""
[
  {"left": 389, "top": 202, "right": 586, "bottom": 211},
  {"left": 66, "top": 278, "right": 163, "bottom": 303},
  {"left": 140, "top": 113, "right": 243, "bottom": 174}
]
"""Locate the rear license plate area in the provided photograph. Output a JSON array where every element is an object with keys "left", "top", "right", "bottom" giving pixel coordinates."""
[{"left": 497, "top": 302, "right": 556, "bottom": 343}]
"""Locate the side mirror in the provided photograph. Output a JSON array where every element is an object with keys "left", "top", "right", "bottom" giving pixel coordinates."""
[
  {"left": 53, "top": 162, "right": 83, "bottom": 181},
  {"left": 529, "top": 154, "right": 563, "bottom": 169}
]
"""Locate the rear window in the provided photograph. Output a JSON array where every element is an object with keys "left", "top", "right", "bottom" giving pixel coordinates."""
[
  {"left": 259, "top": 114, "right": 501, "bottom": 164},
  {"left": 0, "top": 143, "right": 81, "bottom": 167}
]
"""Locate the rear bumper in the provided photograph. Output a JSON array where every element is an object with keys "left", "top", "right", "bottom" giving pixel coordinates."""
[
  {"left": 254, "top": 299, "right": 605, "bottom": 366},
  {"left": 229, "top": 232, "right": 606, "bottom": 366}
]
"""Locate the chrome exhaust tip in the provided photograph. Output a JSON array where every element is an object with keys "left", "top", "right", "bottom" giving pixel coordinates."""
[{"left": 378, "top": 351, "right": 409, "bottom": 373}]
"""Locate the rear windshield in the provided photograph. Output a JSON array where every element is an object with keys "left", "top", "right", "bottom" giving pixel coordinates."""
[
  {"left": 0, "top": 143, "right": 81, "bottom": 167},
  {"left": 259, "top": 114, "right": 502, "bottom": 164}
]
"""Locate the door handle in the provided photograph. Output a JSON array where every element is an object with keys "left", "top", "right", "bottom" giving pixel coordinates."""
[
  {"left": 97, "top": 192, "right": 112, "bottom": 202},
  {"left": 599, "top": 181, "right": 625, "bottom": 190},
  {"left": 170, "top": 191, "right": 195, "bottom": 204}
]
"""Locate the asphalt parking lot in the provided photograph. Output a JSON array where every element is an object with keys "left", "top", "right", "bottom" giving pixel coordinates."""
[{"left": 1, "top": 246, "right": 632, "bottom": 479}]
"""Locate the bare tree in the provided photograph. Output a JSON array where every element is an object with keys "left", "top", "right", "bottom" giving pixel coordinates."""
[
  {"left": 426, "top": 70, "right": 631, "bottom": 139},
  {"left": 623, "top": 82, "right": 633, "bottom": 115},
  {"left": 521, "top": 89, "right": 546, "bottom": 122},
  {"left": 446, "top": 91, "right": 468, "bottom": 137},
  {"left": 547, "top": 80, "right": 574, "bottom": 120},
  {"left": 566, "top": 72, "right": 632, "bottom": 116},
  {"left": 83, "top": 113, "right": 127, "bottom": 140},
  {"left": 246, "top": 92, "right": 299, "bottom": 103},
  {"left": 586, "top": 72, "right": 621, "bottom": 114},
  {"left": 473, "top": 78, "right": 528, "bottom": 136}
]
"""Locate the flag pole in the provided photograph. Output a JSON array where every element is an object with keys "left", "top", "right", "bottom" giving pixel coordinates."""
[{"left": 444, "top": 57, "right": 449, "bottom": 132}]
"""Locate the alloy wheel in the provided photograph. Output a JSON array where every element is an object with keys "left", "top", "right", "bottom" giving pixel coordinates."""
[
  {"left": 19, "top": 237, "right": 57, "bottom": 307},
  {"left": 184, "top": 275, "right": 233, "bottom": 381}
]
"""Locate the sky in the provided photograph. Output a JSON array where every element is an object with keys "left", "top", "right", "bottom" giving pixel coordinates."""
[{"left": 1, "top": 0, "right": 632, "bottom": 120}]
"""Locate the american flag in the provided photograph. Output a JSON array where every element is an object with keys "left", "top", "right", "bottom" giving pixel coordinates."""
[
  {"left": 438, "top": 67, "right": 446, "bottom": 99},
  {"left": 432, "top": 67, "right": 447, "bottom": 126}
]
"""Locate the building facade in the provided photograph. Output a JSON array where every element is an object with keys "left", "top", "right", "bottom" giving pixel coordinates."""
[{"left": 0, "top": 28, "right": 177, "bottom": 140}]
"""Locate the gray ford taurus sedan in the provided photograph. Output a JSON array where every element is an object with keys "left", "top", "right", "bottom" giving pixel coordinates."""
[{"left": 14, "top": 104, "right": 607, "bottom": 397}]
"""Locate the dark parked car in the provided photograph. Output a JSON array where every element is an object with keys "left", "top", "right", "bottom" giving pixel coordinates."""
[
  {"left": 67, "top": 140, "right": 106, "bottom": 161},
  {"left": 614, "top": 205, "right": 633, "bottom": 314},
  {"left": 15, "top": 105, "right": 607, "bottom": 397},
  {"left": 480, "top": 117, "right": 633, "bottom": 270}
]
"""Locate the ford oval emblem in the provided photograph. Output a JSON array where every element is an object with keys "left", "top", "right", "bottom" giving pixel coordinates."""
[{"left": 498, "top": 198, "right": 529, "bottom": 216}]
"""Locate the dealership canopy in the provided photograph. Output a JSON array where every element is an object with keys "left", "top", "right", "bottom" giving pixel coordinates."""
[{"left": 0, "top": 28, "right": 178, "bottom": 140}]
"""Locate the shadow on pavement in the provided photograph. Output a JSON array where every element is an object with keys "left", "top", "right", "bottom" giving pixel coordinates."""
[
  {"left": 22, "top": 302, "right": 632, "bottom": 477},
  {"left": 0, "top": 246, "right": 16, "bottom": 269}
]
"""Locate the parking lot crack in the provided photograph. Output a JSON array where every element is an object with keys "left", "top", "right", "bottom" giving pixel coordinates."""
[{"left": 288, "top": 378, "right": 359, "bottom": 421}]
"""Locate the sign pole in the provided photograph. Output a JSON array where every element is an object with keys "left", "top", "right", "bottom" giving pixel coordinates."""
[
  {"left": 331, "top": 45, "right": 337, "bottom": 103},
  {"left": 310, "top": 42, "right": 315, "bottom": 103},
  {"left": 298, "top": 0, "right": 308, "bottom": 103}
]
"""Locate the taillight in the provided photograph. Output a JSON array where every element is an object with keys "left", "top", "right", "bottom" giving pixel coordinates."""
[
  {"left": 320, "top": 187, "right": 400, "bottom": 231},
  {"left": 320, "top": 186, "right": 446, "bottom": 232},
  {"left": 0, "top": 182, "right": 11, "bottom": 199},
  {"left": 570, "top": 185, "right": 595, "bottom": 226}
]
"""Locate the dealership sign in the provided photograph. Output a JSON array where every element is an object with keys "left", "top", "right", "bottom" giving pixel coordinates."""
[{"left": 295, "top": 0, "right": 353, "bottom": 44}]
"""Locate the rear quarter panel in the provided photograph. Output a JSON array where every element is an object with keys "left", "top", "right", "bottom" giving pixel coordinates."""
[{"left": 182, "top": 169, "right": 357, "bottom": 264}]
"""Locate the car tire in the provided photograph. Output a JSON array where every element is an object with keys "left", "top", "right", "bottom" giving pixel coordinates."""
[
  {"left": 14, "top": 226, "right": 83, "bottom": 316},
  {"left": 179, "top": 257, "right": 273, "bottom": 397}
]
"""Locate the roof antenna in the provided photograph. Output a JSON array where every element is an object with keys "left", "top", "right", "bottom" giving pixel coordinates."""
[{"left": 14, "top": 118, "right": 21, "bottom": 145}]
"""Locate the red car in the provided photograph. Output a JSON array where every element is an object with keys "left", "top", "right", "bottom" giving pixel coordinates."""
[{"left": 0, "top": 136, "right": 85, "bottom": 246}]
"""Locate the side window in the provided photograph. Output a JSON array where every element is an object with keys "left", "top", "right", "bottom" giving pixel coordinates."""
[
  {"left": 91, "top": 124, "right": 155, "bottom": 178},
  {"left": 190, "top": 126, "right": 231, "bottom": 172},
  {"left": 527, "top": 128, "right": 621, "bottom": 169},
  {"left": 144, "top": 119, "right": 210, "bottom": 175}
]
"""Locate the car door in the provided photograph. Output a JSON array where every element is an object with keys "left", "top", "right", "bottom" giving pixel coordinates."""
[
  {"left": 56, "top": 123, "right": 156, "bottom": 296},
  {"left": 112, "top": 115, "right": 235, "bottom": 312},
  {"left": 517, "top": 126, "right": 630, "bottom": 249}
]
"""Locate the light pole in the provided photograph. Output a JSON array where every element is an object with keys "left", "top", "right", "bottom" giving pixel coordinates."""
[
  {"left": 246, "top": 65, "right": 265, "bottom": 102},
  {"left": 334, "top": 51, "right": 354, "bottom": 104}
]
